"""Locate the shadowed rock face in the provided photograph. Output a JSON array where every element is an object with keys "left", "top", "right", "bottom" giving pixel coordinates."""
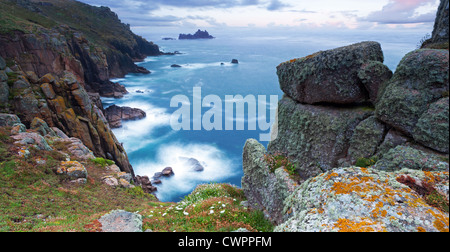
[
  {"left": 376, "top": 49, "right": 449, "bottom": 153},
  {"left": 104, "top": 105, "right": 146, "bottom": 129},
  {"left": 1, "top": 66, "right": 135, "bottom": 175},
  {"left": 432, "top": 0, "right": 449, "bottom": 45}
]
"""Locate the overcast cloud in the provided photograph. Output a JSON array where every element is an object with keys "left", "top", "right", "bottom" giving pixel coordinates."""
[
  {"left": 362, "top": 0, "right": 438, "bottom": 24},
  {"left": 77, "top": 0, "right": 439, "bottom": 29}
]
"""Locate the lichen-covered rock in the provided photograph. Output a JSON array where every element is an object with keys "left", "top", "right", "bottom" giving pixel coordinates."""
[
  {"left": 30, "top": 117, "right": 56, "bottom": 137},
  {"left": 357, "top": 61, "right": 393, "bottom": 104},
  {"left": 276, "top": 167, "right": 449, "bottom": 232},
  {"left": 54, "top": 137, "right": 95, "bottom": 160},
  {"left": 98, "top": 210, "right": 143, "bottom": 232},
  {"left": 268, "top": 96, "right": 372, "bottom": 180},
  {"left": 12, "top": 87, "right": 40, "bottom": 125},
  {"left": 277, "top": 41, "right": 385, "bottom": 105},
  {"left": 373, "top": 145, "right": 449, "bottom": 172},
  {"left": 242, "top": 139, "right": 298, "bottom": 225},
  {"left": 0, "top": 81, "right": 9, "bottom": 104},
  {"left": 376, "top": 49, "right": 449, "bottom": 154},
  {"left": 57, "top": 161, "right": 88, "bottom": 179},
  {"left": 12, "top": 132, "right": 53, "bottom": 151},
  {"left": 413, "top": 97, "right": 449, "bottom": 153},
  {"left": 376, "top": 129, "right": 409, "bottom": 159},
  {"left": 40, "top": 83, "right": 56, "bottom": 99},
  {"left": 347, "top": 116, "right": 386, "bottom": 163},
  {"left": 0, "top": 114, "right": 21, "bottom": 127}
]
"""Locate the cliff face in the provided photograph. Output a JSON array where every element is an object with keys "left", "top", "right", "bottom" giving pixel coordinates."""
[
  {"left": 432, "top": 0, "right": 449, "bottom": 45},
  {"left": 0, "top": 0, "right": 161, "bottom": 96},
  {"left": 0, "top": 0, "right": 162, "bottom": 175}
]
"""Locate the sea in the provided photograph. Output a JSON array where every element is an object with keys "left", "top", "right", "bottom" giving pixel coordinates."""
[{"left": 101, "top": 27, "right": 431, "bottom": 202}]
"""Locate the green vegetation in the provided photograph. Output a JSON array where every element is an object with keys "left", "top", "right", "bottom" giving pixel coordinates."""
[
  {"left": 426, "top": 190, "right": 449, "bottom": 213},
  {"left": 89, "top": 157, "right": 115, "bottom": 168},
  {"left": 264, "top": 152, "right": 297, "bottom": 176},
  {"left": 0, "top": 0, "right": 157, "bottom": 54},
  {"left": 141, "top": 183, "right": 274, "bottom": 232},
  {"left": 355, "top": 156, "right": 378, "bottom": 168},
  {"left": 0, "top": 128, "right": 273, "bottom": 232}
]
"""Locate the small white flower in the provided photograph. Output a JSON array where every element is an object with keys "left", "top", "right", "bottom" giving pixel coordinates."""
[
  {"left": 220, "top": 210, "right": 226, "bottom": 214},
  {"left": 162, "top": 213, "right": 167, "bottom": 217},
  {"left": 209, "top": 210, "right": 214, "bottom": 214},
  {"left": 183, "top": 212, "right": 189, "bottom": 216},
  {"left": 222, "top": 204, "right": 226, "bottom": 208}
]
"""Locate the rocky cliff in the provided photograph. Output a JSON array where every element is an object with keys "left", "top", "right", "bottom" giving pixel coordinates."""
[
  {"left": 0, "top": 0, "right": 163, "bottom": 175},
  {"left": 242, "top": 1, "right": 449, "bottom": 231},
  {"left": 0, "top": 0, "right": 161, "bottom": 97}
]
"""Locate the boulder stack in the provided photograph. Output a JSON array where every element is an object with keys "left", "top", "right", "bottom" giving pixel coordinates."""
[{"left": 242, "top": 37, "right": 449, "bottom": 231}]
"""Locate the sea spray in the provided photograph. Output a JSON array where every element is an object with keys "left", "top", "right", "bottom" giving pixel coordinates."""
[{"left": 133, "top": 142, "right": 238, "bottom": 202}]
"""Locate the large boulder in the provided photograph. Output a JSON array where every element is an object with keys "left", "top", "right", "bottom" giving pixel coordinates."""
[
  {"left": 276, "top": 167, "right": 449, "bottom": 232},
  {"left": 30, "top": 117, "right": 57, "bottom": 137},
  {"left": 57, "top": 161, "right": 88, "bottom": 179},
  {"left": 373, "top": 145, "right": 449, "bottom": 172},
  {"left": 268, "top": 96, "right": 373, "bottom": 180},
  {"left": 12, "top": 132, "right": 53, "bottom": 151},
  {"left": 412, "top": 97, "right": 449, "bottom": 153},
  {"left": 98, "top": 210, "right": 143, "bottom": 232},
  {"left": 0, "top": 114, "right": 21, "bottom": 127},
  {"left": 376, "top": 49, "right": 449, "bottom": 153},
  {"left": 277, "top": 41, "right": 386, "bottom": 105},
  {"left": 242, "top": 139, "right": 298, "bottom": 225}
]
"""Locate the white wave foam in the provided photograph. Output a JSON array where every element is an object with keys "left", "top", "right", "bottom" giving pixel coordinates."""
[
  {"left": 112, "top": 102, "right": 171, "bottom": 152},
  {"left": 134, "top": 142, "right": 238, "bottom": 202}
]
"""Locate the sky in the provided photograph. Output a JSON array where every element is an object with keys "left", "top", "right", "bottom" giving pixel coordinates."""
[{"left": 77, "top": 0, "right": 440, "bottom": 31}]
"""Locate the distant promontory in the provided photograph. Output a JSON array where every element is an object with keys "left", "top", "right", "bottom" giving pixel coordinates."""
[{"left": 179, "top": 29, "right": 215, "bottom": 40}]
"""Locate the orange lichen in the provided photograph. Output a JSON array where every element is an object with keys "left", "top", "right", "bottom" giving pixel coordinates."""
[
  {"left": 417, "top": 227, "right": 427, "bottom": 232},
  {"left": 325, "top": 172, "right": 338, "bottom": 181},
  {"left": 332, "top": 218, "right": 377, "bottom": 232},
  {"left": 427, "top": 209, "right": 449, "bottom": 232},
  {"left": 330, "top": 175, "right": 377, "bottom": 195},
  {"left": 360, "top": 168, "right": 369, "bottom": 174}
]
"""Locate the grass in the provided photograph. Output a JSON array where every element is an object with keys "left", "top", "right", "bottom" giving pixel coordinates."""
[
  {"left": 141, "top": 183, "right": 274, "bottom": 232},
  {"left": 89, "top": 157, "right": 115, "bottom": 168},
  {"left": 355, "top": 156, "right": 378, "bottom": 168},
  {"left": 0, "top": 0, "right": 149, "bottom": 52},
  {"left": 264, "top": 152, "right": 297, "bottom": 177},
  {"left": 0, "top": 128, "right": 274, "bottom": 232}
]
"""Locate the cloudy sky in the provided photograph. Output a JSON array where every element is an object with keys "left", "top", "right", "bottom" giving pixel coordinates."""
[{"left": 77, "top": 0, "right": 439, "bottom": 31}]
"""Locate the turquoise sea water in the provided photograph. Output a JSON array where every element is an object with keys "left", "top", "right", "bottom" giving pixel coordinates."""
[{"left": 102, "top": 28, "right": 427, "bottom": 202}]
